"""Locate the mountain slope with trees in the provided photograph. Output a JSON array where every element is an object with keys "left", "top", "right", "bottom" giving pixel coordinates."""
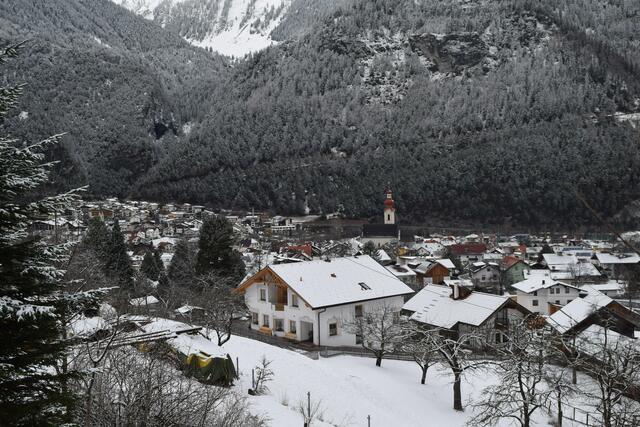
[{"left": 2, "top": 0, "right": 640, "bottom": 228}]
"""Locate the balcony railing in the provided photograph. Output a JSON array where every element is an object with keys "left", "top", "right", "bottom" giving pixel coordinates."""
[{"left": 274, "top": 303, "right": 285, "bottom": 311}]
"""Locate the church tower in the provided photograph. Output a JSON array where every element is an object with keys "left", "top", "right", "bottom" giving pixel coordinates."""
[{"left": 383, "top": 187, "right": 396, "bottom": 225}]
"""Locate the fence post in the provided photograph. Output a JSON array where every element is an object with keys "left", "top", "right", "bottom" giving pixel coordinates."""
[
  {"left": 252, "top": 368, "right": 255, "bottom": 389},
  {"left": 236, "top": 356, "right": 239, "bottom": 378},
  {"left": 586, "top": 413, "right": 589, "bottom": 426},
  {"left": 367, "top": 414, "right": 371, "bottom": 427}
]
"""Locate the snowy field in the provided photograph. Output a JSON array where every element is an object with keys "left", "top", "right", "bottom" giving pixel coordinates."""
[{"left": 220, "top": 335, "right": 567, "bottom": 427}]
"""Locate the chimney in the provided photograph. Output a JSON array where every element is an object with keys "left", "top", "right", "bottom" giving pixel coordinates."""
[{"left": 451, "top": 283, "right": 460, "bottom": 300}]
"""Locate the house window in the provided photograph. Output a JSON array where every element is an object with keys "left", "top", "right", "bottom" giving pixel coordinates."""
[
  {"left": 263, "top": 314, "right": 270, "bottom": 327},
  {"left": 291, "top": 294, "right": 299, "bottom": 307},
  {"left": 567, "top": 299, "right": 573, "bottom": 304},
  {"left": 289, "top": 320, "right": 297, "bottom": 334},
  {"left": 251, "top": 312, "right": 258, "bottom": 325},
  {"left": 387, "top": 214, "right": 390, "bottom": 221},
  {"left": 555, "top": 300, "right": 560, "bottom": 305},
  {"left": 355, "top": 305, "right": 363, "bottom": 318},
  {"left": 532, "top": 300, "right": 539, "bottom": 307},
  {"left": 274, "top": 319, "right": 284, "bottom": 332},
  {"left": 329, "top": 322, "right": 338, "bottom": 336},
  {"left": 481, "top": 276, "right": 486, "bottom": 281},
  {"left": 565, "top": 287, "right": 570, "bottom": 294},
  {"left": 259, "top": 288, "right": 266, "bottom": 301}
]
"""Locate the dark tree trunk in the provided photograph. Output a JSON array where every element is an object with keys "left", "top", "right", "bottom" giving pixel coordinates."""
[
  {"left": 421, "top": 366, "right": 428, "bottom": 384},
  {"left": 453, "top": 370, "right": 463, "bottom": 411},
  {"left": 375, "top": 353, "right": 382, "bottom": 367}
]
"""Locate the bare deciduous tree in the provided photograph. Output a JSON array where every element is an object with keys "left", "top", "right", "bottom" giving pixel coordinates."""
[
  {"left": 401, "top": 322, "right": 439, "bottom": 384},
  {"left": 343, "top": 304, "right": 406, "bottom": 367},
  {"left": 72, "top": 345, "right": 263, "bottom": 427},
  {"left": 571, "top": 324, "right": 640, "bottom": 427},
  {"left": 468, "top": 321, "right": 558, "bottom": 427},
  {"left": 297, "top": 392, "right": 324, "bottom": 427},
  {"left": 198, "top": 273, "right": 245, "bottom": 346},
  {"left": 426, "top": 330, "right": 484, "bottom": 411}
]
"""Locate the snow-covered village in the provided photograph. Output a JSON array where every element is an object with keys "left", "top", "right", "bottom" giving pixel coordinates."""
[
  {"left": 3, "top": 0, "right": 640, "bottom": 426},
  {"left": 6, "top": 188, "right": 639, "bottom": 426}
]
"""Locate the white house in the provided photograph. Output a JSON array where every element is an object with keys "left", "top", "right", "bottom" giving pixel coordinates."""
[
  {"left": 510, "top": 271, "right": 581, "bottom": 314},
  {"left": 235, "top": 256, "right": 414, "bottom": 347},
  {"left": 402, "top": 284, "right": 530, "bottom": 348}
]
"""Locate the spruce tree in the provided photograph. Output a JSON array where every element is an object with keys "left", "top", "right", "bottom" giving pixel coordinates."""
[
  {"left": 83, "top": 217, "right": 110, "bottom": 256},
  {"left": 0, "top": 42, "right": 80, "bottom": 424},
  {"left": 106, "top": 221, "right": 133, "bottom": 289},
  {"left": 167, "top": 239, "right": 195, "bottom": 288},
  {"left": 196, "top": 216, "right": 244, "bottom": 277},
  {"left": 141, "top": 250, "right": 161, "bottom": 280}
]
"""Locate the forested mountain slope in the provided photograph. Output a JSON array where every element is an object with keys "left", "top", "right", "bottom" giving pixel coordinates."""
[
  {"left": 0, "top": 0, "right": 226, "bottom": 196},
  {"left": 2, "top": 0, "right": 640, "bottom": 228}
]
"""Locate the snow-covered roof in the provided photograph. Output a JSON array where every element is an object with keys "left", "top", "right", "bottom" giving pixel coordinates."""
[
  {"left": 140, "top": 318, "right": 224, "bottom": 358},
  {"left": 404, "top": 285, "right": 510, "bottom": 329},
  {"left": 376, "top": 249, "right": 392, "bottom": 262},
  {"left": 543, "top": 253, "right": 578, "bottom": 265},
  {"left": 595, "top": 253, "right": 640, "bottom": 265},
  {"left": 386, "top": 264, "right": 417, "bottom": 277},
  {"left": 436, "top": 259, "right": 456, "bottom": 270},
  {"left": 511, "top": 273, "right": 577, "bottom": 294},
  {"left": 574, "top": 324, "right": 638, "bottom": 356},
  {"left": 268, "top": 256, "right": 413, "bottom": 309},
  {"left": 175, "top": 305, "right": 203, "bottom": 315},
  {"left": 129, "top": 295, "right": 160, "bottom": 306},
  {"left": 547, "top": 290, "right": 613, "bottom": 334}
]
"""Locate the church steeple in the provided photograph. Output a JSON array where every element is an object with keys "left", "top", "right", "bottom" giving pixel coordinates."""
[{"left": 383, "top": 187, "right": 395, "bottom": 225}]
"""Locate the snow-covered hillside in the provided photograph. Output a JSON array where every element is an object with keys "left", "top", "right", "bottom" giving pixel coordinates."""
[{"left": 113, "top": 0, "right": 290, "bottom": 56}]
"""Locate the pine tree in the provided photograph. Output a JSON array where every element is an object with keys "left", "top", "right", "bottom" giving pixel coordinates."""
[
  {"left": 106, "top": 221, "right": 133, "bottom": 289},
  {"left": 153, "top": 249, "right": 164, "bottom": 274},
  {"left": 141, "top": 250, "right": 161, "bottom": 280},
  {"left": 167, "top": 239, "right": 195, "bottom": 288},
  {"left": 196, "top": 216, "right": 244, "bottom": 279},
  {"left": 83, "top": 217, "right": 110, "bottom": 256},
  {"left": 0, "top": 42, "right": 81, "bottom": 424}
]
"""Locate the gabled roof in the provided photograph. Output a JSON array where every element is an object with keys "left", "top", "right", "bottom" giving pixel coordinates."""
[
  {"left": 403, "top": 285, "right": 514, "bottom": 329},
  {"left": 238, "top": 256, "right": 413, "bottom": 309},
  {"left": 435, "top": 259, "right": 456, "bottom": 270},
  {"left": 547, "top": 290, "right": 613, "bottom": 334},
  {"left": 448, "top": 243, "right": 487, "bottom": 256},
  {"left": 511, "top": 273, "right": 578, "bottom": 294}
]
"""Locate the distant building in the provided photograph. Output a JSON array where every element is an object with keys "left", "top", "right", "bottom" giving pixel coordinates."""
[
  {"left": 362, "top": 187, "right": 400, "bottom": 247},
  {"left": 448, "top": 243, "right": 487, "bottom": 264},
  {"left": 403, "top": 283, "right": 530, "bottom": 349},
  {"left": 510, "top": 271, "right": 580, "bottom": 315}
]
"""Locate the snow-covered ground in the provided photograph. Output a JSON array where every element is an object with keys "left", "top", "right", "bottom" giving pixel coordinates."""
[
  {"left": 221, "top": 336, "right": 560, "bottom": 426},
  {"left": 112, "top": 0, "right": 290, "bottom": 57},
  {"left": 131, "top": 318, "right": 598, "bottom": 426}
]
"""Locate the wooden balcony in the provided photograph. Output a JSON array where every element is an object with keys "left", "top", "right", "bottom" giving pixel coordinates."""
[
  {"left": 258, "top": 326, "right": 272, "bottom": 336},
  {"left": 274, "top": 303, "right": 285, "bottom": 311}
]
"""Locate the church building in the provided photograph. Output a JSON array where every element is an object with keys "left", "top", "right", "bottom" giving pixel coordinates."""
[{"left": 362, "top": 187, "right": 400, "bottom": 247}]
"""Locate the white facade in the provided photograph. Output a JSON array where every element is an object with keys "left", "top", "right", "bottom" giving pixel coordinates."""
[
  {"left": 514, "top": 284, "right": 580, "bottom": 315},
  {"left": 244, "top": 283, "right": 405, "bottom": 346}
]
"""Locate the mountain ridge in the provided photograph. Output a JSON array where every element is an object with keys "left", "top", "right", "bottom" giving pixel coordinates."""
[{"left": 2, "top": 0, "right": 640, "bottom": 228}]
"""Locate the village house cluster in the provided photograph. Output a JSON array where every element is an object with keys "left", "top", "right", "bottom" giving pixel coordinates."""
[{"left": 34, "top": 191, "right": 640, "bottom": 352}]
